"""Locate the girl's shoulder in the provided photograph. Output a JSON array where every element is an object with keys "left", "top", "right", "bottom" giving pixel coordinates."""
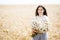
[
  {"left": 43, "top": 15, "right": 48, "bottom": 17},
  {"left": 43, "top": 15, "right": 49, "bottom": 21},
  {"left": 43, "top": 15, "right": 49, "bottom": 19}
]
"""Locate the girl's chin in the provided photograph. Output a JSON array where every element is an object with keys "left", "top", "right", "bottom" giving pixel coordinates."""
[{"left": 39, "top": 12, "right": 43, "bottom": 13}]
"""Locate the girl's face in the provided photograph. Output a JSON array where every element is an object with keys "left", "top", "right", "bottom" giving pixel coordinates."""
[{"left": 38, "top": 7, "right": 44, "bottom": 16}]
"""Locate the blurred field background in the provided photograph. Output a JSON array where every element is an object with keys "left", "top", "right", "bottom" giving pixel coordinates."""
[{"left": 0, "top": 5, "right": 60, "bottom": 40}]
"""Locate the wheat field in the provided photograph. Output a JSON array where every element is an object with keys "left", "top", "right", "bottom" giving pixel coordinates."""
[{"left": 0, "top": 5, "right": 60, "bottom": 40}]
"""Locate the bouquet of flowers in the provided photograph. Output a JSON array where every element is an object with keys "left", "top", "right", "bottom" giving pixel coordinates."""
[{"left": 31, "top": 18, "right": 48, "bottom": 37}]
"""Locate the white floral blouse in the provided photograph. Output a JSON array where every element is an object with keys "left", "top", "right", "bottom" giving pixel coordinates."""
[{"left": 31, "top": 15, "right": 49, "bottom": 34}]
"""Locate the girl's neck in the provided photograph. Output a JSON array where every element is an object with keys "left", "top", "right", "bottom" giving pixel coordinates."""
[{"left": 39, "top": 15, "right": 43, "bottom": 17}]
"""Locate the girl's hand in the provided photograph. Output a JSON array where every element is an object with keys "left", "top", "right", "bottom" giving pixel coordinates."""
[
  {"left": 32, "top": 27, "right": 39, "bottom": 33},
  {"left": 31, "top": 28, "right": 39, "bottom": 37}
]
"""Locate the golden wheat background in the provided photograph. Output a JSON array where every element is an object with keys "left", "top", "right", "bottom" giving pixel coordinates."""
[{"left": 0, "top": 5, "right": 60, "bottom": 40}]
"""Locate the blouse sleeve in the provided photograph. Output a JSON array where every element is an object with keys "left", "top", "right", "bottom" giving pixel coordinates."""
[
  {"left": 31, "top": 17, "right": 39, "bottom": 29},
  {"left": 42, "top": 16, "right": 50, "bottom": 32},
  {"left": 46, "top": 16, "right": 50, "bottom": 30}
]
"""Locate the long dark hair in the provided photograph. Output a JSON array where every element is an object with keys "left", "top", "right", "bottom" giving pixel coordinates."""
[{"left": 35, "top": 5, "right": 47, "bottom": 16}]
